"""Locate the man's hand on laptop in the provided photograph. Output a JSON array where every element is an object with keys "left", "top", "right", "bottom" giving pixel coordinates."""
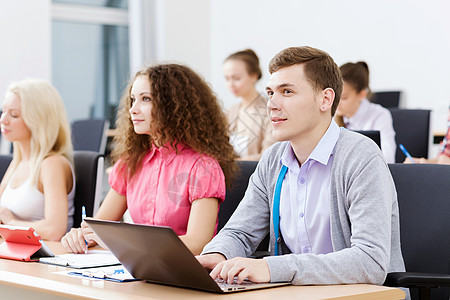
[
  {"left": 209, "top": 257, "right": 270, "bottom": 285},
  {"left": 196, "top": 253, "right": 226, "bottom": 271}
]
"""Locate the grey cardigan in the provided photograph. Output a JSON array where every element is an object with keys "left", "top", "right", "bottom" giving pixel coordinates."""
[{"left": 203, "top": 129, "right": 406, "bottom": 285}]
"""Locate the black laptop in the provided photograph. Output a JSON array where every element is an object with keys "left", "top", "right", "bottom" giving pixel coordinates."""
[{"left": 84, "top": 219, "right": 290, "bottom": 293}]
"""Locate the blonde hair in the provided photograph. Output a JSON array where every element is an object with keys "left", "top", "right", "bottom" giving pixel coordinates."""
[{"left": 5, "top": 79, "right": 73, "bottom": 186}]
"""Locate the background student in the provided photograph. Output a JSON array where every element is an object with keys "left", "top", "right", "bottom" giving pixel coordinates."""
[
  {"left": 404, "top": 106, "right": 450, "bottom": 164},
  {"left": 0, "top": 79, "right": 75, "bottom": 240},
  {"left": 224, "top": 49, "right": 275, "bottom": 160},
  {"left": 62, "top": 64, "right": 237, "bottom": 255},
  {"left": 334, "top": 61, "right": 396, "bottom": 163},
  {"left": 198, "top": 47, "right": 406, "bottom": 293}
]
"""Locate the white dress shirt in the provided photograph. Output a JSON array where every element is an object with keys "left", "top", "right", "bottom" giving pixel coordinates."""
[
  {"left": 279, "top": 120, "right": 340, "bottom": 255},
  {"left": 344, "top": 98, "right": 396, "bottom": 163}
]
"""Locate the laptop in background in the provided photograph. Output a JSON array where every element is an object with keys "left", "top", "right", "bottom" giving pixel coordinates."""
[{"left": 84, "top": 219, "right": 290, "bottom": 293}]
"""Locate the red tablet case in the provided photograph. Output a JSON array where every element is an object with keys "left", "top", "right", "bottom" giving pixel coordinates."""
[{"left": 0, "top": 225, "right": 54, "bottom": 261}]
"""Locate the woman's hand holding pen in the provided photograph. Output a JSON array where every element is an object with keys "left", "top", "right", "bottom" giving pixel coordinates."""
[
  {"left": 61, "top": 221, "right": 98, "bottom": 254},
  {"left": 81, "top": 220, "right": 109, "bottom": 250},
  {"left": 81, "top": 220, "right": 99, "bottom": 247}
]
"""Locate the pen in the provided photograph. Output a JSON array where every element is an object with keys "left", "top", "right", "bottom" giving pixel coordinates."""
[
  {"left": 82, "top": 206, "right": 88, "bottom": 254},
  {"left": 399, "top": 144, "right": 415, "bottom": 163}
]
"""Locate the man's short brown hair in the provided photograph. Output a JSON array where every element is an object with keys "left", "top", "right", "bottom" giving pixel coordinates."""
[{"left": 269, "top": 46, "right": 343, "bottom": 116}]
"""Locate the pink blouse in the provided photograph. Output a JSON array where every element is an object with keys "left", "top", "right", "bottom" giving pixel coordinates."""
[{"left": 109, "top": 143, "right": 226, "bottom": 235}]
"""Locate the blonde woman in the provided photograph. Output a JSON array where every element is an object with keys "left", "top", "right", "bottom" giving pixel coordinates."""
[
  {"left": 0, "top": 79, "right": 75, "bottom": 240},
  {"left": 223, "top": 49, "right": 276, "bottom": 160}
]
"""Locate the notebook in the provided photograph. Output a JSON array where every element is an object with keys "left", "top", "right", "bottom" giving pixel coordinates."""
[
  {"left": 84, "top": 218, "right": 290, "bottom": 293},
  {"left": 39, "top": 250, "right": 121, "bottom": 269},
  {"left": 0, "top": 225, "right": 54, "bottom": 262}
]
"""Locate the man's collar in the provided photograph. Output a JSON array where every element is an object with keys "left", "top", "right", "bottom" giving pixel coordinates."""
[{"left": 281, "top": 119, "right": 340, "bottom": 170}]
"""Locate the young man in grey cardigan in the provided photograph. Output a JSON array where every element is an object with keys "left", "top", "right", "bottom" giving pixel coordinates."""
[{"left": 198, "top": 46, "right": 406, "bottom": 290}]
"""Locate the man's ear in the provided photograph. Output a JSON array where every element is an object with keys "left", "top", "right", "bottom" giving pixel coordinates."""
[{"left": 319, "top": 88, "right": 335, "bottom": 112}]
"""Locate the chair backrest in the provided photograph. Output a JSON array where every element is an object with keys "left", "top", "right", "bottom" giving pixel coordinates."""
[
  {"left": 388, "top": 163, "right": 450, "bottom": 299},
  {"left": 71, "top": 119, "right": 110, "bottom": 154},
  {"left": 219, "top": 160, "right": 269, "bottom": 256},
  {"left": 0, "top": 152, "right": 103, "bottom": 229},
  {"left": 352, "top": 130, "right": 381, "bottom": 149},
  {"left": 219, "top": 160, "right": 258, "bottom": 231},
  {"left": 0, "top": 155, "right": 12, "bottom": 182},
  {"left": 73, "top": 151, "right": 104, "bottom": 228},
  {"left": 388, "top": 108, "right": 431, "bottom": 163},
  {"left": 370, "top": 91, "right": 401, "bottom": 108},
  {"left": 0, "top": 112, "right": 12, "bottom": 154}
]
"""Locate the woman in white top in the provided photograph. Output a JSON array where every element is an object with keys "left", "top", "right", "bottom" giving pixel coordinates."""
[
  {"left": 335, "top": 61, "right": 396, "bottom": 163},
  {"left": 0, "top": 79, "right": 75, "bottom": 240}
]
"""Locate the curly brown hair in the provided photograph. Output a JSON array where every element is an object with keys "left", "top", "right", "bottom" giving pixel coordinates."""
[{"left": 111, "top": 63, "right": 237, "bottom": 187}]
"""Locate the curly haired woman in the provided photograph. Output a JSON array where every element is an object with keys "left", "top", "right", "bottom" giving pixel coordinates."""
[{"left": 62, "top": 64, "right": 237, "bottom": 255}]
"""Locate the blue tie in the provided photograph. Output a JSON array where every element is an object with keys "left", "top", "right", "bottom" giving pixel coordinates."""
[{"left": 273, "top": 165, "right": 288, "bottom": 256}]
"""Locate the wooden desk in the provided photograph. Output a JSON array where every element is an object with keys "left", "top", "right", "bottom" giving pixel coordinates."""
[{"left": 0, "top": 241, "right": 405, "bottom": 300}]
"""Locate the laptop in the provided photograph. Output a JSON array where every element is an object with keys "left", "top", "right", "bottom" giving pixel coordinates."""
[{"left": 84, "top": 219, "right": 290, "bottom": 293}]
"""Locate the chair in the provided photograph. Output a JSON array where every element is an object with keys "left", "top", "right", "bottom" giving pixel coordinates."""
[
  {"left": 0, "top": 113, "right": 12, "bottom": 154},
  {"left": 0, "top": 139, "right": 12, "bottom": 155},
  {"left": 218, "top": 160, "right": 269, "bottom": 257},
  {"left": 71, "top": 119, "right": 110, "bottom": 154},
  {"left": 352, "top": 130, "right": 381, "bottom": 149},
  {"left": 384, "top": 164, "right": 450, "bottom": 300},
  {"left": 73, "top": 151, "right": 104, "bottom": 228},
  {"left": 0, "top": 155, "right": 12, "bottom": 182},
  {"left": 388, "top": 108, "right": 431, "bottom": 163},
  {"left": 370, "top": 91, "right": 401, "bottom": 108},
  {"left": 0, "top": 152, "right": 103, "bottom": 228}
]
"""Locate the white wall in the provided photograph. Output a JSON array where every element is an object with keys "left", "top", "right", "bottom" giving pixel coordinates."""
[
  {"left": 210, "top": 0, "right": 450, "bottom": 132},
  {"left": 0, "top": 0, "right": 51, "bottom": 98},
  {"left": 1, "top": 0, "right": 449, "bottom": 133},
  {"left": 152, "top": 0, "right": 211, "bottom": 79}
]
